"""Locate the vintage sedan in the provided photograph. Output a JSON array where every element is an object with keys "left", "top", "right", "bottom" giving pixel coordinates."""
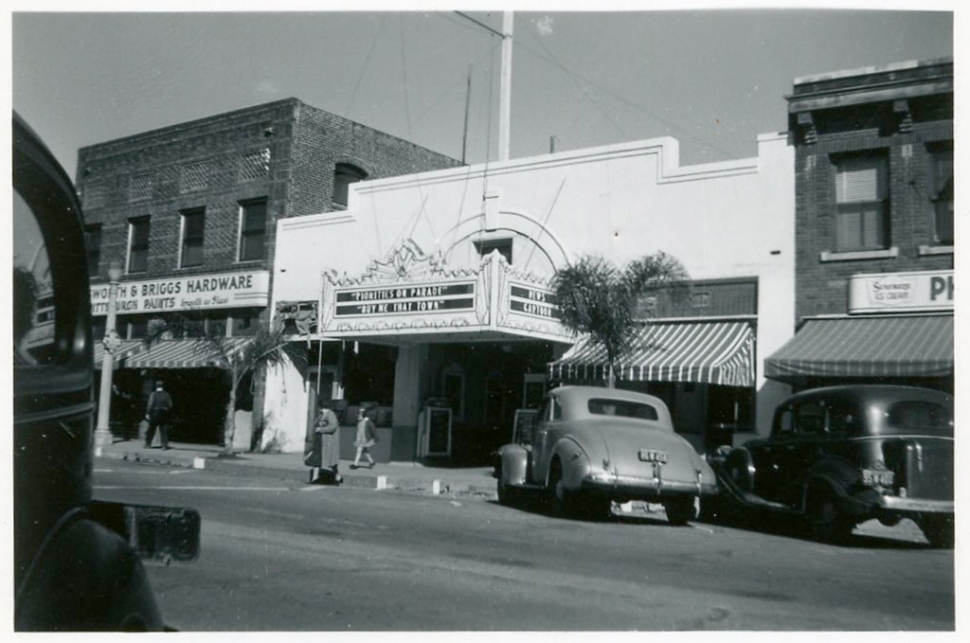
[
  {"left": 495, "top": 386, "right": 718, "bottom": 524},
  {"left": 710, "top": 385, "right": 954, "bottom": 547}
]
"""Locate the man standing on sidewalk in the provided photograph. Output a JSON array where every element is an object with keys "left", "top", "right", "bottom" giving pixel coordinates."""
[{"left": 144, "top": 381, "right": 174, "bottom": 450}]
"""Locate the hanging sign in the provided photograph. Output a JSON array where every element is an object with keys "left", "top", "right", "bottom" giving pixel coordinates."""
[
  {"left": 90, "top": 270, "right": 270, "bottom": 316},
  {"left": 848, "top": 270, "right": 953, "bottom": 314}
]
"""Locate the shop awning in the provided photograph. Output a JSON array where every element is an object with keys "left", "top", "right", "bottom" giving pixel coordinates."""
[
  {"left": 123, "top": 338, "right": 251, "bottom": 370},
  {"left": 93, "top": 339, "right": 145, "bottom": 370},
  {"left": 550, "top": 320, "right": 755, "bottom": 387},
  {"left": 764, "top": 315, "right": 953, "bottom": 382}
]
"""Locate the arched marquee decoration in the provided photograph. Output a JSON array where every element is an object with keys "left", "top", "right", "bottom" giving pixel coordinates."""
[
  {"left": 318, "top": 238, "right": 573, "bottom": 344},
  {"left": 440, "top": 210, "right": 571, "bottom": 272}
]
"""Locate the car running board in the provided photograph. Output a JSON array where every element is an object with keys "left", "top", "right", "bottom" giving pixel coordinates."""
[{"left": 721, "top": 484, "right": 799, "bottom": 514}]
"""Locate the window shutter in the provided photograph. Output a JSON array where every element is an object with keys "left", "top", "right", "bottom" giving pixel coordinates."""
[{"left": 835, "top": 156, "right": 887, "bottom": 203}]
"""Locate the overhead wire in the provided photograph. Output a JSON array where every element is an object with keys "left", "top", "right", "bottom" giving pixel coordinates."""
[
  {"left": 344, "top": 13, "right": 387, "bottom": 118},
  {"left": 517, "top": 21, "right": 739, "bottom": 161}
]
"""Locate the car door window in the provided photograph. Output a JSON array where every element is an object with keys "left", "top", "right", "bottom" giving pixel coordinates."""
[
  {"left": 550, "top": 396, "right": 562, "bottom": 421},
  {"left": 774, "top": 408, "right": 794, "bottom": 437},
  {"left": 827, "top": 402, "right": 858, "bottom": 436},
  {"left": 795, "top": 401, "right": 826, "bottom": 436}
]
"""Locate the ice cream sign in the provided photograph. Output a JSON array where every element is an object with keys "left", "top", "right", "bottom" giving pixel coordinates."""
[
  {"left": 90, "top": 270, "right": 270, "bottom": 316},
  {"left": 848, "top": 270, "right": 953, "bottom": 314}
]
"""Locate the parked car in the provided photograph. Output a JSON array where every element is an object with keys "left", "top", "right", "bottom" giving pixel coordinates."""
[
  {"left": 13, "top": 112, "right": 200, "bottom": 630},
  {"left": 494, "top": 386, "right": 718, "bottom": 524},
  {"left": 708, "top": 385, "right": 954, "bottom": 547}
]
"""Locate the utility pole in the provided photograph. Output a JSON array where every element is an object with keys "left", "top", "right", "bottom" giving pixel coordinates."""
[
  {"left": 461, "top": 66, "right": 472, "bottom": 164},
  {"left": 455, "top": 11, "right": 514, "bottom": 163},
  {"left": 498, "top": 11, "right": 513, "bottom": 162}
]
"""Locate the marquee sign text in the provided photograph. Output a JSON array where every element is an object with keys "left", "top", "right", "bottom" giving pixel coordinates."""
[
  {"left": 509, "top": 284, "right": 559, "bottom": 320},
  {"left": 334, "top": 282, "right": 476, "bottom": 317}
]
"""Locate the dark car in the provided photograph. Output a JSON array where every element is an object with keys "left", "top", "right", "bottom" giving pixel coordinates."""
[
  {"left": 709, "top": 385, "right": 954, "bottom": 546},
  {"left": 13, "top": 113, "right": 200, "bottom": 630},
  {"left": 495, "top": 386, "right": 718, "bottom": 524}
]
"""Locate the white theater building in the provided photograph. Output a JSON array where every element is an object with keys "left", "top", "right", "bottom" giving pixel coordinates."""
[{"left": 263, "top": 133, "right": 795, "bottom": 462}]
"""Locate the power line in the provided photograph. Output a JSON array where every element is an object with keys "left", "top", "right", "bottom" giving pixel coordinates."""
[{"left": 344, "top": 14, "right": 387, "bottom": 119}]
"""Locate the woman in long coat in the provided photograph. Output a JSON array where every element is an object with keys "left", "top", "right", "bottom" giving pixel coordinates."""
[{"left": 306, "top": 400, "right": 342, "bottom": 484}]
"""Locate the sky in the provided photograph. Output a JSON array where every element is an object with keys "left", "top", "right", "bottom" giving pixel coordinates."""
[{"left": 7, "top": 2, "right": 958, "bottom": 181}]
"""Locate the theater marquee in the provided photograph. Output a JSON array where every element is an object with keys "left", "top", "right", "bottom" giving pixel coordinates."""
[{"left": 319, "top": 240, "right": 570, "bottom": 343}]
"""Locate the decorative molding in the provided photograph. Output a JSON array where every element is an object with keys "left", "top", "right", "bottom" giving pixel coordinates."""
[
  {"left": 894, "top": 99, "right": 913, "bottom": 134},
  {"left": 796, "top": 112, "right": 817, "bottom": 145}
]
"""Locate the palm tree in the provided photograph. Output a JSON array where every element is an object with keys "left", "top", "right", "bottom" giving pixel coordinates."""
[
  {"left": 143, "top": 317, "right": 307, "bottom": 455},
  {"left": 552, "top": 252, "right": 689, "bottom": 387}
]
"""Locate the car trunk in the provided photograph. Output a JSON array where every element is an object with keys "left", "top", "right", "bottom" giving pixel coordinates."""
[
  {"left": 588, "top": 419, "right": 699, "bottom": 480},
  {"left": 882, "top": 437, "right": 953, "bottom": 501}
]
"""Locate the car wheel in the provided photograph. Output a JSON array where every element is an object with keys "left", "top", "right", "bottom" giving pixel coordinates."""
[
  {"left": 495, "top": 464, "right": 518, "bottom": 507},
  {"left": 919, "top": 515, "right": 954, "bottom": 549},
  {"left": 548, "top": 462, "right": 577, "bottom": 519},
  {"left": 663, "top": 496, "right": 697, "bottom": 526},
  {"left": 807, "top": 490, "right": 853, "bottom": 544}
]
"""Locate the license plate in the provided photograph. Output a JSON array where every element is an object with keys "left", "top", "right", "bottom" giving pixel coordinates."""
[
  {"left": 862, "top": 468, "right": 894, "bottom": 487},
  {"left": 639, "top": 449, "right": 668, "bottom": 464}
]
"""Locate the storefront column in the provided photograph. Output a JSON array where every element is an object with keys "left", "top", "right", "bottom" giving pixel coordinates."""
[{"left": 392, "top": 344, "right": 427, "bottom": 461}]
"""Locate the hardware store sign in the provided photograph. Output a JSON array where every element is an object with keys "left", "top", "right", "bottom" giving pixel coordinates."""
[{"left": 90, "top": 270, "right": 270, "bottom": 316}]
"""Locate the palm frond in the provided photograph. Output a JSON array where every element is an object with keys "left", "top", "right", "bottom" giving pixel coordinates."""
[{"left": 552, "top": 252, "right": 691, "bottom": 382}]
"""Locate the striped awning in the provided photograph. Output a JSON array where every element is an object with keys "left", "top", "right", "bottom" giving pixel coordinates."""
[
  {"left": 123, "top": 338, "right": 251, "bottom": 369},
  {"left": 93, "top": 339, "right": 145, "bottom": 370},
  {"left": 550, "top": 320, "right": 755, "bottom": 387},
  {"left": 765, "top": 315, "right": 953, "bottom": 382}
]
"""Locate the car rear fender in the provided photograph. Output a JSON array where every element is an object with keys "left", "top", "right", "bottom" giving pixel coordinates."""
[
  {"left": 497, "top": 444, "right": 530, "bottom": 486},
  {"left": 548, "top": 438, "right": 592, "bottom": 491},
  {"left": 800, "top": 459, "right": 858, "bottom": 512},
  {"left": 719, "top": 447, "right": 757, "bottom": 495}
]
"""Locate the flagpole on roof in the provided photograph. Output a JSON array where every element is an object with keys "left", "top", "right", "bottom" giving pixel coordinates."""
[{"left": 498, "top": 11, "right": 513, "bottom": 162}]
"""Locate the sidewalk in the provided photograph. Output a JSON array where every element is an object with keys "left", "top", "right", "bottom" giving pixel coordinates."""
[{"left": 95, "top": 439, "right": 499, "bottom": 499}]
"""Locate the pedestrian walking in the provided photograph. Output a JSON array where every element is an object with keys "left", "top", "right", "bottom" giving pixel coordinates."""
[
  {"left": 306, "top": 399, "right": 342, "bottom": 484},
  {"left": 144, "top": 380, "right": 173, "bottom": 450},
  {"left": 350, "top": 405, "right": 378, "bottom": 469}
]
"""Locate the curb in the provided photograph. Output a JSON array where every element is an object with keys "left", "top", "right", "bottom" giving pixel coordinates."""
[{"left": 97, "top": 449, "right": 498, "bottom": 500}]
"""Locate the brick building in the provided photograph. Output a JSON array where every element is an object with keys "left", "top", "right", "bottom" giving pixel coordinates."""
[
  {"left": 766, "top": 58, "right": 953, "bottom": 392},
  {"left": 79, "top": 98, "right": 461, "bottom": 445}
]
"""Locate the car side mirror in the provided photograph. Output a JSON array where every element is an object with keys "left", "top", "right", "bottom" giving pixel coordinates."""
[{"left": 90, "top": 501, "right": 201, "bottom": 563}]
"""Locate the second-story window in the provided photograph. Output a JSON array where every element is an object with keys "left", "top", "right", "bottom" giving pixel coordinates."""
[
  {"left": 180, "top": 208, "right": 205, "bottom": 268},
  {"left": 127, "top": 216, "right": 150, "bottom": 274},
  {"left": 834, "top": 153, "right": 889, "bottom": 252},
  {"left": 930, "top": 145, "right": 953, "bottom": 246},
  {"left": 84, "top": 223, "right": 102, "bottom": 275},
  {"left": 333, "top": 163, "right": 367, "bottom": 210},
  {"left": 238, "top": 199, "right": 267, "bottom": 262}
]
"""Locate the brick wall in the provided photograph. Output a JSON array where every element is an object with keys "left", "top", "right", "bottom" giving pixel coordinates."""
[
  {"left": 791, "top": 66, "right": 954, "bottom": 323},
  {"left": 77, "top": 98, "right": 462, "bottom": 296}
]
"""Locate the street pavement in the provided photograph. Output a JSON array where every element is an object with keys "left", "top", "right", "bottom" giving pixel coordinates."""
[{"left": 94, "top": 437, "right": 930, "bottom": 544}]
